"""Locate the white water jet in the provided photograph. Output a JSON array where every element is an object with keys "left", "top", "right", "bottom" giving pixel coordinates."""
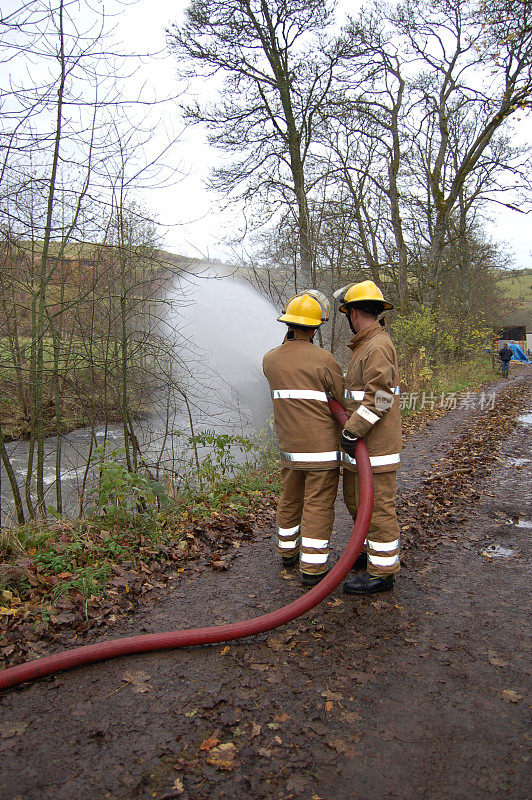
[{"left": 163, "top": 268, "right": 281, "bottom": 432}]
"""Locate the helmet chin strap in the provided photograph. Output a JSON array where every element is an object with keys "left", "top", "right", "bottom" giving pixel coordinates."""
[{"left": 347, "top": 308, "right": 357, "bottom": 336}]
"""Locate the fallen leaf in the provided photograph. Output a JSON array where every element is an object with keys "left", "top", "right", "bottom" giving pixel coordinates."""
[
  {"left": 280, "top": 569, "right": 296, "bottom": 580},
  {"left": 210, "top": 558, "right": 230, "bottom": 571},
  {"left": 206, "top": 742, "right": 238, "bottom": 771},
  {"left": 250, "top": 722, "right": 261, "bottom": 738},
  {"left": 0, "top": 722, "right": 27, "bottom": 738},
  {"left": 488, "top": 655, "right": 509, "bottom": 667},
  {"left": 266, "top": 633, "right": 290, "bottom": 651},
  {"left": 171, "top": 777, "right": 184, "bottom": 794},
  {"left": 326, "top": 598, "right": 343, "bottom": 607},
  {"left": 325, "top": 701, "right": 334, "bottom": 712},
  {"left": 340, "top": 710, "right": 362, "bottom": 724},
  {"left": 321, "top": 690, "right": 342, "bottom": 701},
  {"left": 274, "top": 713, "right": 290, "bottom": 723},
  {"left": 501, "top": 689, "right": 523, "bottom": 703},
  {"left": 325, "top": 737, "right": 350, "bottom": 753},
  {"left": 200, "top": 736, "right": 220, "bottom": 752},
  {"left": 121, "top": 670, "right": 152, "bottom": 694},
  {"left": 220, "top": 645, "right": 230, "bottom": 655}
]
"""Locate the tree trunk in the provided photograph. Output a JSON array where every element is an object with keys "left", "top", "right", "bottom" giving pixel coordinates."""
[
  {"left": 35, "top": 0, "right": 66, "bottom": 515},
  {"left": 0, "top": 423, "right": 25, "bottom": 525}
]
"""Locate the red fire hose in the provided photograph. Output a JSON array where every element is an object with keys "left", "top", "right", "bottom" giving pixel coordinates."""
[{"left": 0, "top": 398, "right": 372, "bottom": 692}]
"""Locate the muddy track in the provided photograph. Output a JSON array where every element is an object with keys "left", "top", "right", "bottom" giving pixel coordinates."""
[{"left": 0, "top": 372, "right": 530, "bottom": 800}]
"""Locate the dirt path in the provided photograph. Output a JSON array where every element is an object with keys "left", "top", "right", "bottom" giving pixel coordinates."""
[{"left": 0, "top": 373, "right": 530, "bottom": 800}]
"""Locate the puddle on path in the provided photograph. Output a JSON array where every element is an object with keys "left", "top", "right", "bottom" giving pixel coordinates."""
[
  {"left": 517, "top": 411, "right": 532, "bottom": 425},
  {"left": 481, "top": 544, "right": 517, "bottom": 558},
  {"left": 507, "top": 457, "right": 531, "bottom": 467},
  {"left": 509, "top": 518, "right": 532, "bottom": 529}
]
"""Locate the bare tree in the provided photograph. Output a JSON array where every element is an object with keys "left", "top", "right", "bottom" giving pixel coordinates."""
[
  {"left": 312, "top": 0, "right": 531, "bottom": 312},
  {"left": 392, "top": 0, "right": 531, "bottom": 305},
  {"left": 0, "top": 0, "right": 185, "bottom": 522},
  {"left": 168, "top": 0, "right": 351, "bottom": 285}
]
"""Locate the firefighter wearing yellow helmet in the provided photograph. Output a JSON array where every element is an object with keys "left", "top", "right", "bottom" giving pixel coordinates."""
[
  {"left": 277, "top": 290, "right": 330, "bottom": 327},
  {"left": 335, "top": 280, "right": 402, "bottom": 594},
  {"left": 263, "top": 290, "right": 344, "bottom": 587}
]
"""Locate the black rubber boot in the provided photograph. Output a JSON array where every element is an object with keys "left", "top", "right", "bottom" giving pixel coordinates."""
[
  {"left": 300, "top": 569, "right": 329, "bottom": 587},
  {"left": 281, "top": 554, "right": 299, "bottom": 568},
  {"left": 352, "top": 551, "right": 367, "bottom": 570},
  {"left": 343, "top": 571, "right": 394, "bottom": 594}
]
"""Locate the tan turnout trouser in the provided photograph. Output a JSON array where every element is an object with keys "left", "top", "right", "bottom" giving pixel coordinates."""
[
  {"left": 276, "top": 467, "right": 339, "bottom": 575},
  {"left": 343, "top": 470, "right": 400, "bottom": 576}
]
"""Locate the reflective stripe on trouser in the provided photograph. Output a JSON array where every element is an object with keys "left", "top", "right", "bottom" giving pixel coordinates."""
[
  {"left": 343, "top": 470, "right": 400, "bottom": 576},
  {"left": 276, "top": 467, "right": 339, "bottom": 575}
]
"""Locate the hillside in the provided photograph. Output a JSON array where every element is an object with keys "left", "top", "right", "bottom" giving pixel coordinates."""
[{"left": 497, "top": 268, "right": 532, "bottom": 329}]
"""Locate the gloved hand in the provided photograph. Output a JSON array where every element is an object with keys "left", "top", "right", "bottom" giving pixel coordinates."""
[{"left": 340, "top": 429, "right": 358, "bottom": 458}]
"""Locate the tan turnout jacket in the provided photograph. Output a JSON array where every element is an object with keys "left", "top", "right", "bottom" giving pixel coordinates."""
[
  {"left": 342, "top": 321, "right": 402, "bottom": 473},
  {"left": 262, "top": 329, "right": 344, "bottom": 470}
]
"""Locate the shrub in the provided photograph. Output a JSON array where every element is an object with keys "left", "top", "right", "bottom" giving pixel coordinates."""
[{"left": 90, "top": 445, "right": 169, "bottom": 524}]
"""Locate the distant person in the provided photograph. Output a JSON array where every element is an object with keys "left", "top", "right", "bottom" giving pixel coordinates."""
[
  {"left": 335, "top": 280, "right": 402, "bottom": 594},
  {"left": 262, "top": 291, "right": 344, "bottom": 587},
  {"left": 498, "top": 343, "right": 512, "bottom": 378}
]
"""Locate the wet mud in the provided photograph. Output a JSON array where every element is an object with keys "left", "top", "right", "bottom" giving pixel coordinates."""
[{"left": 0, "top": 373, "right": 530, "bottom": 800}]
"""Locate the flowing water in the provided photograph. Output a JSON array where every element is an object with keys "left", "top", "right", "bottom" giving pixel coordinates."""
[{"left": 0, "top": 269, "right": 282, "bottom": 525}]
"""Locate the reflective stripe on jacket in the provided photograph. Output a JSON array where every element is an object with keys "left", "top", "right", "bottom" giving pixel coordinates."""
[
  {"left": 262, "top": 329, "right": 345, "bottom": 470},
  {"left": 342, "top": 321, "right": 402, "bottom": 473}
]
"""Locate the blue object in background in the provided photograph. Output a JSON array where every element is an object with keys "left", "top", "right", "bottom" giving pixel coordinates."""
[{"left": 507, "top": 342, "right": 531, "bottom": 363}]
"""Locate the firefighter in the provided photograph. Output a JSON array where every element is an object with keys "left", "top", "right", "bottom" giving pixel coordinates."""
[
  {"left": 335, "top": 280, "right": 402, "bottom": 594},
  {"left": 262, "top": 291, "right": 345, "bottom": 587}
]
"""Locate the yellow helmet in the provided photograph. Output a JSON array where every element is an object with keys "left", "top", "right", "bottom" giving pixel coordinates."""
[
  {"left": 278, "top": 290, "right": 330, "bottom": 328},
  {"left": 335, "top": 280, "right": 394, "bottom": 313}
]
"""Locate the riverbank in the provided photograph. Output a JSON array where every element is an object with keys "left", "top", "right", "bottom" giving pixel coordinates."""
[
  {"left": 0, "top": 455, "right": 282, "bottom": 669},
  {"left": 0, "top": 379, "right": 145, "bottom": 443}
]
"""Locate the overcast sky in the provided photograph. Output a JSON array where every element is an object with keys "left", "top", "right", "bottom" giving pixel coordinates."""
[
  {"left": 115, "top": 0, "right": 531, "bottom": 270},
  {"left": 4, "top": 0, "right": 530, "bottom": 269}
]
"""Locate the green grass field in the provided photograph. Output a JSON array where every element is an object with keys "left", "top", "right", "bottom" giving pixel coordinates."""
[
  {"left": 498, "top": 268, "right": 532, "bottom": 300},
  {"left": 498, "top": 268, "right": 532, "bottom": 329}
]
